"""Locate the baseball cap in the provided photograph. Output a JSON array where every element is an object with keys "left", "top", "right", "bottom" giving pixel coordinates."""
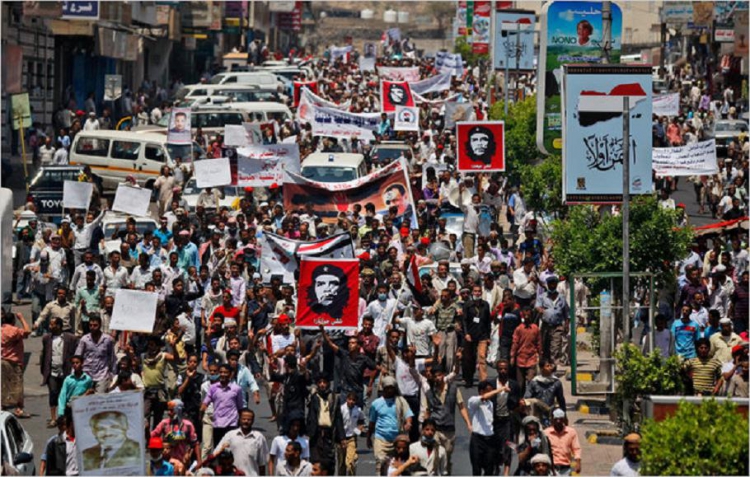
[{"left": 147, "top": 437, "right": 164, "bottom": 449}]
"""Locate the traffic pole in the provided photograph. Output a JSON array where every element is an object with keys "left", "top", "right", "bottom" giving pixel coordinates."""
[{"left": 622, "top": 96, "right": 630, "bottom": 342}]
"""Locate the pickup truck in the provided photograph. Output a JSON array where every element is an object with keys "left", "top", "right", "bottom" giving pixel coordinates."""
[{"left": 27, "top": 165, "right": 102, "bottom": 220}]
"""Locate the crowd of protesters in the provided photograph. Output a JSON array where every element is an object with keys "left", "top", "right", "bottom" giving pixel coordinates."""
[{"left": 3, "top": 36, "right": 749, "bottom": 477}]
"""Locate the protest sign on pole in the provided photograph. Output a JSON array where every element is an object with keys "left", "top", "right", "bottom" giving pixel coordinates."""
[
  {"left": 62, "top": 181, "right": 93, "bottom": 210},
  {"left": 111, "top": 184, "right": 151, "bottom": 217},
  {"left": 72, "top": 391, "right": 145, "bottom": 476},
  {"left": 193, "top": 158, "right": 232, "bottom": 188},
  {"left": 562, "top": 64, "right": 653, "bottom": 203},
  {"left": 110, "top": 289, "right": 159, "bottom": 333},
  {"left": 224, "top": 125, "right": 252, "bottom": 147},
  {"left": 11, "top": 93, "right": 31, "bottom": 130},
  {"left": 652, "top": 140, "right": 718, "bottom": 177},
  {"left": 103, "top": 74, "right": 122, "bottom": 101}
]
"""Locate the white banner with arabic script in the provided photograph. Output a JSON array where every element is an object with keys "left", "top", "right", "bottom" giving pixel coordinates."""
[
  {"left": 308, "top": 105, "right": 381, "bottom": 141},
  {"left": 653, "top": 140, "right": 718, "bottom": 177},
  {"left": 653, "top": 93, "right": 680, "bottom": 117}
]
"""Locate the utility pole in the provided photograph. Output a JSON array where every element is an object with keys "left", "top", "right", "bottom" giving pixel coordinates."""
[
  {"left": 622, "top": 96, "right": 631, "bottom": 343},
  {"left": 601, "top": 1, "right": 612, "bottom": 64}
]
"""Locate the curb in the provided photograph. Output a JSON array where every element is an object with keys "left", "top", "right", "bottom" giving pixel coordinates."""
[{"left": 585, "top": 430, "right": 623, "bottom": 446}]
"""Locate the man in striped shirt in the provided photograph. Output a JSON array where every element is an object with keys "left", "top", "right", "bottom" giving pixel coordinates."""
[{"left": 684, "top": 338, "right": 723, "bottom": 395}]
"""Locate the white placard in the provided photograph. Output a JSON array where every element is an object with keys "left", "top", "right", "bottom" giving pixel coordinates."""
[
  {"left": 73, "top": 391, "right": 145, "bottom": 476},
  {"left": 237, "top": 156, "right": 283, "bottom": 187},
  {"left": 359, "top": 57, "right": 376, "bottom": 72},
  {"left": 653, "top": 140, "right": 718, "bottom": 177},
  {"left": 111, "top": 185, "right": 151, "bottom": 217},
  {"left": 224, "top": 124, "right": 251, "bottom": 147},
  {"left": 394, "top": 106, "right": 420, "bottom": 132},
  {"left": 193, "top": 158, "right": 232, "bottom": 188},
  {"left": 62, "top": 181, "right": 93, "bottom": 210},
  {"left": 653, "top": 93, "right": 680, "bottom": 117},
  {"left": 104, "top": 239, "right": 121, "bottom": 255},
  {"left": 410, "top": 72, "right": 452, "bottom": 95},
  {"left": 110, "top": 289, "right": 159, "bottom": 333},
  {"left": 236, "top": 144, "right": 301, "bottom": 175}
]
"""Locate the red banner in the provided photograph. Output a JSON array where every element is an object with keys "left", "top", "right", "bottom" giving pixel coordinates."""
[
  {"left": 293, "top": 81, "right": 318, "bottom": 107},
  {"left": 456, "top": 121, "right": 506, "bottom": 172},
  {"left": 380, "top": 80, "right": 415, "bottom": 113},
  {"left": 296, "top": 258, "right": 360, "bottom": 330}
]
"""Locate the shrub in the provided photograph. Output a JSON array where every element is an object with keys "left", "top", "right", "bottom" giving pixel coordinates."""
[{"left": 640, "top": 399, "right": 749, "bottom": 476}]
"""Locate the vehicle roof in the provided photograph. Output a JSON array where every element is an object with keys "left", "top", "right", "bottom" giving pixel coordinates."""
[
  {"left": 183, "top": 84, "right": 262, "bottom": 91},
  {"left": 372, "top": 142, "right": 411, "bottom": 149},
  {"left": 228, "top": 102, "right": 291, "bottom": 112},
  {"left": 302, "top": 153, "right": 365, "bottom": 167},
  {"left": 73, "top": 130, "right": 173, "bottom": 142},
  {"left": 213, "top": 71, "right": 278, "bottom": 78},
  {"left": 715, "top": 119, "right": 748, "bottom": 124},
  {"left": 37, "top": 165, "right": 86, "bottom": 171}
]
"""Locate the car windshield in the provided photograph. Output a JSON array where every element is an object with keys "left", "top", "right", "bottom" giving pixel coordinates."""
[
  {"left": 210, "top": 75, "right": 225, "bottom": 84},
  {"left": 166, "top": 143, "right": 203, "bottom": 161},
  {"left": 157, "top": 113, "right": 170, "bottom": 127},
  {"left": 714, "top": 122, "right": 747, "bottom": 132},
  {"left": 301, "top": 166, "right": 356, "bottom": 183},
  {"left": 372, "top": 148, "right": 407, "bottom": 161}
]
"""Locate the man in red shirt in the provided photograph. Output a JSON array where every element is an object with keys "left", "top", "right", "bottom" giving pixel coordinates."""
[
  {"left": 212, "top": 290, "right": 241, "bottom": 325},
  {"left": 1, "top": 306, "right": 32, "bottom": 417},
  {"left": 510, "top": 306, "right": 542, "bottom": 396}
]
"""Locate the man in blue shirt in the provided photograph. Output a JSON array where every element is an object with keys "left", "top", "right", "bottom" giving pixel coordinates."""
[
  {"left": 147, "top": 437, "right": 175, "bottom": 476},
  {"left": 367, "top": 376, "right": 413, "bottom": 475},
  {"left": 57, "top": 355, "right": 93, "bottom": 417},
  {"left": 671, "top": 305, "right": 701, "bottom": 359},
  {"left": 176, "top": 230, "right": 199, "bottom": 272}
]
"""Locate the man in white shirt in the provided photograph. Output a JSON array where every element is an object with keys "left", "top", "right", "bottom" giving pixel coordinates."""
[
  {"left": 409, "top": 419, "right": 447, "bottom": 476},
  {"left": 513, "top": 258, "right": 538, "bottom": 308},
  {"left": 52, "top": 144, "right": 68, "bottom": 165},
  {"left": 39, "top": 137, "right": 56, "bottom": 165},
  {"left": 363, "top": 284, "right": 398, "bottom": 343},
  {"left": 467, "top": 380, "right": 503, "bottom": 476},
  {"left": 83, "top": 112, "right": 100, "bottom": 131}
]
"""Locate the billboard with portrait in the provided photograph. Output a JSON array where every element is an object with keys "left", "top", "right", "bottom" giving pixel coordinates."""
[
  {"left": 296, "top": 258, "right": 360, "bottom": 330},
  {"left": 166, "top": 108, "right": 192, "bottom": 145},
  {"left": 72, "top": 391, "right": 145, "bottom": 476},
  {"left": 537, "top": 1, "right": 623, "bottom": 155},
  {"left": 457, "top": 121, "right": 506, "bottom": 172},
  {"left": 562, "top": 64, "right": 652, "bottom": 203},
  {"left": 283, "top": 160, "right": 416, "bottom": 228}
]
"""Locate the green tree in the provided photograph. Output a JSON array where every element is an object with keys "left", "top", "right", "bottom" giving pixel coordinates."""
[
  {"left": 453, "top": 36, "right": 488, "bottom": 65},
  {"left": 640, "top": 399, "right": 749, "bottom": 476},
  {"left": 550, "top": 196, "right": 694, "bottom": 288}
]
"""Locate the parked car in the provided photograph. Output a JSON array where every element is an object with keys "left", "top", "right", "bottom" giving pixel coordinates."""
[
  {"left": 26, "top": 165, "right": 102, "bottom": 219},
  {"left": 712, "top": 119, "right": 749, "bottom": 156},
  {"left": 101, "top": 211, "right": 157, "bottom": 240},
  {"left": 0, "top": 411, "right": 36, "bottom": 475},
  {"left": 300, "top": 153, "right": 368, "bottom": 183}
]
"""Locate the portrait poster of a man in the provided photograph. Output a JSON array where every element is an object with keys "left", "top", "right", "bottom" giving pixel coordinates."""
[
  {"left": 166, "top": 107, "right": 192, "bottom": 145},
  {"left": 296, "top": 258, "right": 359, "bottom": 329},
  {"left": 381, "top": 80, "right": 414, "bottom": 112},
  {"left": 72, "top": 391, "right": 145, "bottom": 476},
  {"left": 456, "top": 121, "right": 506, "bottom": 172}
]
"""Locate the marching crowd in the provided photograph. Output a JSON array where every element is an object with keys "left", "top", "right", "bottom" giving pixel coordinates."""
[{"left": 2, "top": 41, "right": 749, "bottom": 477}]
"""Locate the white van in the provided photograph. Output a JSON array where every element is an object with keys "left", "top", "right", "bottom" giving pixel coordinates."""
[
  {"left": 300, "top": 153, "right": 368, "bottom": 183},
  {"left": 175, "top": 84, "right": 279, "bottom": 104},
  {"left": 209, "top": 71, "right": 280, "bottom": 87},
  {"left": 228, "top": 102, "right": 294, "bottom": 123},
  {"left": 69, "top": 131, "right": 201, "bottom": 190}
]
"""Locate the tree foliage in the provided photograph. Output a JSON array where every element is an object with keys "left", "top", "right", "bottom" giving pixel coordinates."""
[
  {"left": 613, "top": 343, "right": 684, "bottom": 405},
  {"left": 453, "top": 37, "right": 489, "bottom": 65},
  {"left": 550, "top": 196, "right": 694, "bottom": 287},
  {"left": 640, "top": 399, "right": 749, "bottom": 476}
]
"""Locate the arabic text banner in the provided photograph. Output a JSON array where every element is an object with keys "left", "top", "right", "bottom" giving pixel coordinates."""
[
  {"left": 653, "top": 140, "right": 718, "bottom": 177},
  {"left": 283, "top": 160, "right": 417, "bottom": 228}
]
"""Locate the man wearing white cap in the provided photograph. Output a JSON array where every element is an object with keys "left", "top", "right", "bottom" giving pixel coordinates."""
[
  {"left": 544, "top": 408, "right": 581, "bottom": 476},
  {"left": 709, "top": 317, "right": 744, "bottom": 364}
]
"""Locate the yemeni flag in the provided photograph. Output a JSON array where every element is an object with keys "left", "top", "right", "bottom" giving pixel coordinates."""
[
  {"left": 577, "top": 83, "right": 648, "bottom": 127},
  {"left": 293, "top": 81, "right": 318, "bottom": 108},
  {"left": 405, "top": 255, "right": 433, "bottom": 306},
  {"left": 381, "top": 80, "right": 415, "bottom": 113}
]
